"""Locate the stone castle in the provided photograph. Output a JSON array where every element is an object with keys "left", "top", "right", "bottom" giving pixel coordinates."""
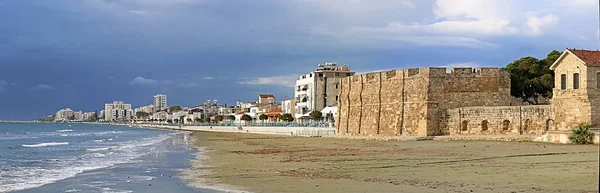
[{"left": 336, "top": 49, "right": 600, "bottom": 137}]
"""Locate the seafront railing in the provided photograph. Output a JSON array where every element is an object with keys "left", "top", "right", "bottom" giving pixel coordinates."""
[{"left": 139, "top": 122, "right": 333, "bottom": 128}]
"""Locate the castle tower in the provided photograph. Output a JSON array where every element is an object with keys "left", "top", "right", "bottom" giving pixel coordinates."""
[{"left": 550, "top": 49, "right": 600, "bottom": 130}]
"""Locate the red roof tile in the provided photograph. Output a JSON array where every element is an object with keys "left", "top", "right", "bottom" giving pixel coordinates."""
[
  {"left": 258, "top": 94, "right": 275, "bottom": 98},
  {"left": 568, "top": 49, "right": 600, "bottom": 65}
]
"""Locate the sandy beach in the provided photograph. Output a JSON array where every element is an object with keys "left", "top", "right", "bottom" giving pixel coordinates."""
[{"left": 181, "top": 131, "right": 599, "bottom": 193}]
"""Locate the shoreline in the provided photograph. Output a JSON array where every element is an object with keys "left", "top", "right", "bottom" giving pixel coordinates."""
[
  {"left": 176, "top": 130, "right": 598, "bottom": 193},
  {"left": 177, "top": 133, "right": 250, "bottom": 193}
]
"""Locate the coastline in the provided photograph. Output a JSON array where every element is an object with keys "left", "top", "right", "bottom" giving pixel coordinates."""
[
  {"left": 178, "top": 130, "right": 598, "bottom": 193},
  {"left": 178, "top": 133, "right": 250, "bottom": 193}
]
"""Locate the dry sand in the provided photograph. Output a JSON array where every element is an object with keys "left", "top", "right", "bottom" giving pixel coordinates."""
[{"left": 181, "top": 131, "right": 599, "bottom": 193}]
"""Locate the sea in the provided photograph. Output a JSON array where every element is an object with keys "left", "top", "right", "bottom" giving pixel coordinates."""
[{"left": 0, "top": 123, "right": 219, "bottom": 193}]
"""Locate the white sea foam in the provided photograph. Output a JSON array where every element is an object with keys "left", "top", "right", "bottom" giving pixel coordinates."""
[
  {"left": 85, "top": 147, "right": 112, "bottom": 152},
  {"left": 56, "top": 129, "right": 73, "bottom": 132},
  {"left": 0, "top": 132, "right": 176, "bottom": 192},
  {"left": 92, "top": 140, "right": 104, "bottom": 143},
  {"left": 22, "top": 142, "right": 69, "bottom": 148}
]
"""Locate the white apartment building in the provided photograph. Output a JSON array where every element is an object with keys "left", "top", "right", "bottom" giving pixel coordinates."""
[
  {"left": 55, "top": 108, "right": 84, "bottom": 121},
  {"left": 282, "top": 99, "right": 295, "bottom": 115},
  {"left": 294, "top": 62, "right": 354, "bottom": 118},
  {"left": 154, "top": 94, "right": 167, "bottom": 111},
  {"left": 104, "top": 101, "right": 133, "bottom": 121}
]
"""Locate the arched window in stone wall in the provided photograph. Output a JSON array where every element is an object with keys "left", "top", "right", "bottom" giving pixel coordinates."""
[
  {"left": 521, "top": 119, "right": 531, "bottom": 135},
  {"left": 461, "top": 121, "right": 469, "bottom": 132},
  {"left": 502, "top": 120, "right": 510, "bottom": 131},
  {"left": 561, "top": 74, "right": 567, "bottom": 90},
  {"left": 546, "top": 119, "right": 555, "bottom": 132},
  {"left": 481, "top": 120, "right": 489, "bottom": 132},
  {"left": 573, "top": 73, "right": 580, "bottom": 89}
]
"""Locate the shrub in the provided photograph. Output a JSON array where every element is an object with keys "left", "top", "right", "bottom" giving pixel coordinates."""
[
  {"left": 195, "top": 117, "right": 202, "bottom": 122},
  {"left": 569, "top": 124, "right": 594, "bottom": 144},
  {"left": 215, "top": 115, "right": 224, "bottom": 122},
  {"left": 281, "top": 113, "right": 294, "bottom": 122},
  {"left": 309, "top": 111, "right": 323, "bottom": 121},
  {"left": 241, "top": 114, "right": 253, "bottom": 121},
  {"left": 226, "top": 115, "right": 235, "bottom": 120},
  {"left": 259, "top": 114, "right": 268, "bottom": 121}
]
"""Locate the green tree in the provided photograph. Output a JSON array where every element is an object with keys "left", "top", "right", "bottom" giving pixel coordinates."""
[
  {"left": 281, "top": 113, "right": 294, "bottom": 122},
  {"left": 215, "top": 115, "right": 224, "bottom": 122},
  {"left": 167, "top": 120, "right": 173, "bottom": 123},
  {"left": 169, "top": 105, "right": 182, "bottom": 112},
  {"left": 195, "top": 117, "right": 202, "bottom": 122},
  {"left": 569, "top": 124, "right": 595, "bottom": 144},
  {"left": 136, "top": 111, "right": 149, "bottom": 118},
  {"left": 226, "top": 115, "right": 235, "bottom": 120},
  {"left": 309, "top": 111, "right": 323, "bottom": 121},
  {"left": 186, "top": 118, "right": 192, "bottom": 123},
  {"left": 68, "top": 115, "right": 76, "bottom": 120},
  {"left": 204, "top": 117, "right": 211, "bottom": 123},
  {"left": 259, "top": 114, "right": 268, "bottom": 121},
  {"left": 241, "top": 114, "right": 253, "bottom": 121},
  {"left": 503, "top": 50, "right": 561, "bottom": 104}
]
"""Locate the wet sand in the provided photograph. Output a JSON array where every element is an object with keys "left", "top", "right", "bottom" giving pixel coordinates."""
[{"left": 182, "top": 131, "right": 599, "bottom": 193}]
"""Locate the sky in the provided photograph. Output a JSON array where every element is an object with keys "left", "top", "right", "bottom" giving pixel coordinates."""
[{"left": 0, "top": 0, "right": 598, "bottom": 120}]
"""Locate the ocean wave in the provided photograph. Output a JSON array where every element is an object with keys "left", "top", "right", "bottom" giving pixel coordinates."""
[
  {"left": 22, "top": 142, "right": 69, "bottom": 148},
  {"left": 84, "top": 147, "right": 112, "bottom": 152},
  {"left": 56, "top": 129, "right": 73, "bottom": 132},
  {"left": 61, "top": 131, "right": 123, "bottom": 137},
  {"left": 0, "top": 133, "right": 174, "bottom": 192}
]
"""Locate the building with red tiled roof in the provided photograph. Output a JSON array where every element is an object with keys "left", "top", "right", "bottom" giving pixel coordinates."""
[
  {"left": 550, "top": 48, "right": 600, "bottom": 130},
  {"left": 258, "top": 94, "right": 275, "bottom": 104}
]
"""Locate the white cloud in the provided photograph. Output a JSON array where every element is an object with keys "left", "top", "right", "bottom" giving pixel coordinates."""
[
  {"left": 129, "top": 10, "right": 147, "bottom": 15},
  {"left": 202, "top": 76, "right": 215, "bottom": 80},
  {"left": 30, "top": 84, "right": 54, "bottom": 91},
  {"left": 129, "top": 76, "right": 158, "bottom": 85},
  {"left": 239, "top": 75, "right": 298, "bottom": 87},
  {"left": 311, "top": 0, "right": 564, "bottom": 48},
  {"left": 526, "top": 14, "right": 559, "bottom": 35},
  {"left": 433, "top": 0, "right": 509, "bottom": 20}
]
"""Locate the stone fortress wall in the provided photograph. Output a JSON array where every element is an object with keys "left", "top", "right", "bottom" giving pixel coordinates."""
[{"left": 336, "top": 67, "right": 549, "bottom": 137}]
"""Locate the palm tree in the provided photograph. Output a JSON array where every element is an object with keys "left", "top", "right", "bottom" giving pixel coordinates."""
[{"left": 569, "top": 124, "right": 594, "bottom": 144}]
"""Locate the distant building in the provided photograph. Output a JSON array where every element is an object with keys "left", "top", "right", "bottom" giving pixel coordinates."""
[
  {"left": 154, "top": 94, "right": 167, "bottom": 111},
  {"left": 282, "top": 98, "right": 295, "bottom": 115},
  {"left": 83, "top": 112, "right": 96, "bottom": 121},
  {"left": 134, "top": 104, "right": 155, "bottom": 114},
  {"left": 294, "top": 62, "right": 354, "bottom": 118},
  {"left": 258, "top": 94, "right": 275, "bottom": 104},
  {"left": 55, "top": 108, "right": 75, "bottom": 121},
  {"left": 104, "top": 101, "right": 133, "bottom": 121}
]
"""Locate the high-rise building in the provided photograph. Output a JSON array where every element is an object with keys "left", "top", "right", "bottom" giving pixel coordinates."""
[
  {"left": 104, "top": 101, "right": 133, "bottom": 121},
  {"left": 154, "top": 94, "right": 167, "bottom": 111},
  {"left": 294, "top": 62, "right": 354, "bottom": 118}
]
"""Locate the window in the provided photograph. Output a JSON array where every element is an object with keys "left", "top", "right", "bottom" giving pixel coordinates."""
[
  {"left": 335, "top": 73, "right": 340, "bottom": 77},
  {"left": 597, "top": 72, "right": 600, "bottom": 89},
  {"left": 560, "top": 74, "right": 566, "bottom": 90},
  {"left": 318, "top": 73, "right": 323, "bottom": 77},
  {"left": 335, "top": 84, "right": 339, "bottom": 89},
  {"left": 335, "top": 95, "right": 338, "bottom": 101},
  {"left": 346, "top": 73, "right": 351, "bottom": 76},
  {"left": 573, "top": 73, "right": 580, "bottom": 89},
  {"left": 309, "top": 74, "right": 312, "bottom": 77}
]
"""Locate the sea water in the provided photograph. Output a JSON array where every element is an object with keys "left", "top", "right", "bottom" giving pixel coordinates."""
[{"left": 0, "top": 123, "right": 218, "bottom": 193}]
